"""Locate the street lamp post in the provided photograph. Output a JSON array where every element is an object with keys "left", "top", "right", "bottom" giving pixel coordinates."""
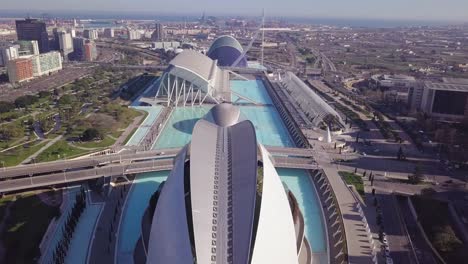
[{"left": 1, "top": 161, "right": 5, "bottom": 172}]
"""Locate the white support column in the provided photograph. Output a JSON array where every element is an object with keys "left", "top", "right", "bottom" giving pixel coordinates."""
[{"left": 175, "top": 76, "right": 179, "bottom": 107}]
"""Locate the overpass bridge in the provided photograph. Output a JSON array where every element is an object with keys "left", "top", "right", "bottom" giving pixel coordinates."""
[{"left": 0, "top": 147, "right": 317, "bottom": 193}]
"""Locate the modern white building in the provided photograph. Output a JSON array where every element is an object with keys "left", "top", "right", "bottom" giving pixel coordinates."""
[
  {"left": 141, "top": 50, "right": 231, "bottom": 106},
  {"left": 143, "top": 103, "right": 312, "bottom": 264}
]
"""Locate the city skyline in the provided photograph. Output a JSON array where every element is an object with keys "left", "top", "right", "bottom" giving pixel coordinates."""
[{"left": 0, "top": 0, "right": 467, "bottom": 23}]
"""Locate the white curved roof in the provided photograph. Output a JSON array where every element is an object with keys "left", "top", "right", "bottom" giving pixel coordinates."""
[
  {"left": 251, "top": 145, "right": 299, "bottom": 264},
  {"left": 164, "top": 50, "right": 229, "bottom": 97},
  {"left": 169, "top": 50, "right": 218, "bottom": 82},
  {"left": 146, "top": 146, "right": 193, "bottom": 263}
]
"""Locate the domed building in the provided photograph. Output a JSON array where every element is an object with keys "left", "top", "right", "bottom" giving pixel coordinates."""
[{"left": 207, "top": 35, "right": 248, "bottom": 67}]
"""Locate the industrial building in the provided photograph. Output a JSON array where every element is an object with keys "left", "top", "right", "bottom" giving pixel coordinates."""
[
  {"left": 151, "top": 41, "right": 180, "bottom": 50},
  {"left": 207, "top": 35, "right": 247, "bottom": 67},
  {"left": 137, "top": 104, "right": 311, "bottom": 264},
  {"left": 370, "top": 74, "right": 419, "bottom": 102},
  {"left": 15, "top": 18, "right": 49, "bottom": 53},
  {"left": 7, "top": 57, "right": 34, "bottom": 83}
]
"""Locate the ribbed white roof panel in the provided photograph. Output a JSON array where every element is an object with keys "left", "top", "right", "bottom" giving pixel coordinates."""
[{"left": 251, "top": 145, "right": 299, "bottom": 264}]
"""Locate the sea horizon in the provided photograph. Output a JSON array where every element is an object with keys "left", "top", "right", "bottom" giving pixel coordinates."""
[{"left": 0, "top": 9, "right": 466, "bottom": 28}]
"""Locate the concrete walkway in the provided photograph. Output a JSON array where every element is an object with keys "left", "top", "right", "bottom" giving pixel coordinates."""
[
  {"left": 310, "top": 138, "right": 376, "bottom": 264},
  {"left": 321, "top": 165, "right": 376, "bottom": 264},
  {"left": 113, "top": 114, "right": 145, "bottom": 149},
  {"left": 21, "top": 135, "right": 63, "bottom": 164}
]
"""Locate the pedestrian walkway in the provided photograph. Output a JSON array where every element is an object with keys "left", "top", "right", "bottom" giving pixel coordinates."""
[
  {"left": 321, "top": 165, "right": 376, "bottom": 264},
  {"left": 113, "top": 114, "right": 146, "bottom": 148},
  {"left": 21, "top": 135, "right": 63, "bottom": 164},
  {"left": 88, "top": 183, "right": 131, "bottom": 264}
]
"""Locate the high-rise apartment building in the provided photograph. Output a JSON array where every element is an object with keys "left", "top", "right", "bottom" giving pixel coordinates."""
[
  {"left": 7, "top": 58, "right": 34, "bottom": 83},
  {"left": 151, "top": 23, "right": 165, "bottom": 41},
  {"left": 31, "top": 51, "right": 63, "bottom": 77},
  {"left": 104, "top": 28, "right": 114, "bottom": 38},
  {"left": 127, "top": 29, "right": 141, "bottom": 40},
  {"left": 16, "top": 40, "right": 40, "bottom": 56},
  {"left": 83, "top": 29, "right": 98, "bottom": 40},
  {"left": 72, "top": 37, "right": 97, "bottom": 61},
  {"left": 0, "top": 44, "right": 20, "bottom": 66},
  {"left": 15, "top": 18, "right": 49, "bottom": 53},
  {"left": 58, "top": 32, "right": 74, "bottom": 59}
]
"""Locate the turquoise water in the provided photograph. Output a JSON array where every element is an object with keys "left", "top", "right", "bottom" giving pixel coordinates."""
[
  {"left": 118, "top": 78, "right": 327, "bottom": 262},
  {"left": 231, "top": 79, "right": 272, "bottom": 105},
  {"left": 116, "top": 171, "right": 169, "bottom": 264},
  {"left": 153, "top": 106, "right": 211, "bottom": 149},
  {"left": 279, "top": 169, "right": 327, "bottom": 263},
  {"left": 65, "top": 203, "right": 103, "bottom": 264},
  {"left": 240, "top": 106, "right": 294, "bottom": 147},
  {"left": 126, "top": 106, "right": 162, "bottom": 146},
  {"left": 247, "top": 62, "right": 268, "bottom": 71}
]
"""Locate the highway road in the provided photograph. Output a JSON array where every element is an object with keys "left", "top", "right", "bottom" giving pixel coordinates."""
[{"left": 0, "top": 147, "right": 317, "bottom": 192}]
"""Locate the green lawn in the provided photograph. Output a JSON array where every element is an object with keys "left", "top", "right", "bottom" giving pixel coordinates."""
[
  {"left": 2, "top": 192, "right": 60, "bottom": 264},
  {"left": 35, "top": 140, "right": 91, "bottom": 162},
  {"left": 0, "top": 141, "right": 47, "bottom": 167},
  {"left": 339, "top": 171, "right": 365, "bottom": 197},
  {"left": 74, "top": 135, "right": 116, "bottom": 149},
  {"left": 412, "top": 196, "right": 468, "bottom": 263}
]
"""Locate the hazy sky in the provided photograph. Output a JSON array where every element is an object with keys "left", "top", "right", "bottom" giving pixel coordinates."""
[{"left": 1, "top": 0, "right": 467, "bottom": 22}]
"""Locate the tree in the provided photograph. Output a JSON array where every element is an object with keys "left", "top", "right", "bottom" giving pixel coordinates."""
[
  {"left": 81, "top": 128, "right": 103, "bottom": 141},
  {"left": 38, "top": 91, "right": 51, "bottom": 98},
  {"left": 408, "top": 163, "right": 424, "bottom": 184},
  {"left": 0, "top": 123, "right": 23, "bottom": 140},
  {"left": 14, "top": 95, "right": 38, "bottom": 108},
  {"left": 0, "top": 101, "right": 15, "bottom": 113},
  {"left": 397, "top": 146, "right": 405, "bottom": 160},
  {"left": 420, "top": 187, "right": 436, "bottom": 197},
  {"left": 58, "top": 94, "right": 74, "bottom": 106}
]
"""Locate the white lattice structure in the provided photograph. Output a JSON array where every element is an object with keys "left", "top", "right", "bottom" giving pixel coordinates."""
[
  {"left": 147, "top": 50, "right": 231, "bottom": 107},
  {"left": 281, "top": 71, "right": 343, "bottom": 127}
]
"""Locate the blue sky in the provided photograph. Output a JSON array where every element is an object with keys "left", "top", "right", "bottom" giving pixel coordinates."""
[{"left": 1, "top": 0, "right": 467, "bottom": 22}]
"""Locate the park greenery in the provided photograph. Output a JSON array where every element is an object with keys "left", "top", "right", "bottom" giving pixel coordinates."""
[
  {"left": 0, "top": 191, "right": 60, "bottom": 263},
  {"left": 339, "top": 171, "right": 365, "bottom": 197},
  {"left": 0, "top": 68, "right": 154, "bottom": 166},
  {"left": 412, "top": 196, "right": 468, "bottom": 263}
]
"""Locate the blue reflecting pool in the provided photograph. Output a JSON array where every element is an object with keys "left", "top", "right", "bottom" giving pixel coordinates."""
[
  {"left": 153, "top": 106, "right": 211, "bottom": 149},
  {"left": 116, "top": 171, "right": 169, "bottom": 264},
  {"left": 279, "top": 168, "right": 328, "bottom": 264},
  {"left": 231, "top": 79, "right": 272, "bottom": 105}
]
